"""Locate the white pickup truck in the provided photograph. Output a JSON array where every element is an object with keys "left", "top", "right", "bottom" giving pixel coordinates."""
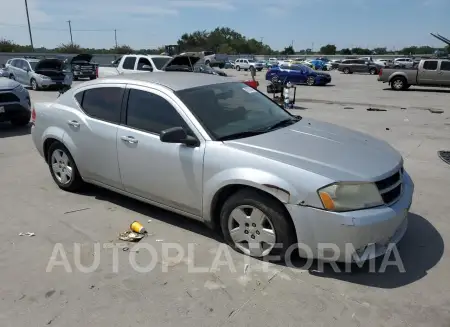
[{"left": 97, "top": 54, "right": 172, "bottom": 78}]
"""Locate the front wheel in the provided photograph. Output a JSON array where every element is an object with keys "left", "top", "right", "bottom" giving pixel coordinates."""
[
  {"left": 369, "top": 68, "right": 377, "bottom": 75},
  {"left": 47, "top": 142, "right": 84, "bottom": 192},
  {"left": 257, "top": 68, "right": 262, "bottom": 72},
  {"left": 343, "top": 68, "right": 350, "bottom": 74},
  {"left": 30, "top": 78, "right": 39, "bottom": 91},
  {"left": 220, "top": 189, "right": 296, "bottom": 260},
  {"left": 236, "top": 65, "right": 240, "bottom": 71},
  {"left": 306, "top": 76, "right": 315, "bottom": 86}
]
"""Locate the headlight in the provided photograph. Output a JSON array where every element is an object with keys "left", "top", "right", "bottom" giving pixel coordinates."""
[
  {"left": 317, "top": 182, "right": 383, "bottom": 212},
  {"left": 39, "top": 75, "right": 51, "bottom": 80}
]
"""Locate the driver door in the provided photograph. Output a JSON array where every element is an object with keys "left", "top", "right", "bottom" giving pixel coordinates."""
[{"left": 116, "top": 86, "right": 205, "bottom": 217}]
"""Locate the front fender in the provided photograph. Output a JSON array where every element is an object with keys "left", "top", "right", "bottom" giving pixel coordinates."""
[{"left": 202, "top": 167, "right": 302, "bottom": 221}]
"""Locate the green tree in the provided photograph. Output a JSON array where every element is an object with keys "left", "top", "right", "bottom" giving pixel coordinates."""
[
  {"left": 56, "top": 43, "right": 82, "bottom": 53},
  {"left": 282, "top": 45, "right": 295, "bottom": 55},
  {"left": 0, "top": 38, "right": 17, "bottom": 52},
  {"left": 339, "top": 48, "right": 351, "bottom": 55},
  {"left": 372, "top": 47, "right": 387, "bottom": 55},
  {"left": 319, "top": 44, "right": 336, "bottom": 55},
  {"left": 115, "top": 45, "right": 133, "bottom": 54}
]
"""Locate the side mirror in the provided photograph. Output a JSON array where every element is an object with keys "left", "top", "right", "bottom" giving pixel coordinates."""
[
  {"left": 160, "top": 127, "right": 199, "bottom": 147},
  {"left": 142, "top": 64, "right": 153, "bottom": 71}
]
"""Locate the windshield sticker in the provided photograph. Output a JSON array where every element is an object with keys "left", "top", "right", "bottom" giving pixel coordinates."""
[{"left": 242, "top": 86, "right": 257, "bottom": 93}]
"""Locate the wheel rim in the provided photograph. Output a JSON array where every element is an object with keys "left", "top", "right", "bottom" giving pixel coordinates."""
[
  {"left": 307, "top": 77, "right": 315, "bottom": 85},
  {"left": 393, "top": 79, "right": 403, "bottom": 89},
  {"left": 344, "top": 69, "right": 349, "bottom": 74},
  {"left": 32, "top": 80, "right": 37, "bottom": 90},
  {"left": 227, "top": 205, "right": 276, "bottom": 257},
  {"left": 370, "top": 69, "right": 376, "bottom": 75},
  {"left": 51, "top": 149, "right": 73, "bottom": 185}
]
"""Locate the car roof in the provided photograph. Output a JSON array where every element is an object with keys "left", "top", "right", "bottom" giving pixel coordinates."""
[{"left": 95, "top": 72, "right": 240, "bottom": 91}]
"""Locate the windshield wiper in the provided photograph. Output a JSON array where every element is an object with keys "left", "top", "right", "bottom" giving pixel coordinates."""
[
  {"left": 217, "top": 130, "right": 266, "bottom": 141},
  {"left": 258, "top": 117, "right": 300, "bottom": 132}
]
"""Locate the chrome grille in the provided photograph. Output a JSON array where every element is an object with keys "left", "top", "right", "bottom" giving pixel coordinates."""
[{"left": 375, "top": 167, "right": 403, "bottom": 206}]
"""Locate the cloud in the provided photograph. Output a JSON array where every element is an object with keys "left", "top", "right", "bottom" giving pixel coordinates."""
[
  {"left": 169, "top": 0, "right": 236, "bottom": 10},
  {"left": 0, "top": 0, "right": 52, "bottom": 25}
]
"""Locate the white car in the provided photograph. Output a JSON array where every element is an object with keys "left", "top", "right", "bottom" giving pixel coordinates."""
[{"left": 393, "top": 58, "right": 414, "bottom": 68}]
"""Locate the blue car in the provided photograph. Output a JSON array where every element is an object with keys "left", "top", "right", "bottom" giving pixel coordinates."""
[{"left": 265, "top": 64, "right": 331, "bottom": 86}]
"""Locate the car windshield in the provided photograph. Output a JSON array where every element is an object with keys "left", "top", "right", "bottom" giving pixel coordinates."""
[
  {"left": 176, "top": 82, "right": 298, "bottom": 140},
  {"left": 29, "top": 62, "right": 38, "bottom": 70},
  {"left": 152, "top": 57, "right": 171, "bottom": 70}
]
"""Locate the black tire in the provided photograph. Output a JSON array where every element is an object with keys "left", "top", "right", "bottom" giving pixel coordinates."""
[
  {"left": 30, "top": 78, "right": 39, "bottom": 91},
  {"left": 236, "top": 65, "right": 240, "bottom": 71},
  {"left": 73, "top": 77, "right": 78, "bottom": 81},
  {"left": 205, "top": 60, "right": 210, "bottom": 66},
  {"left": 343, "top": 68, "right": 350, "bottom": 74},
  {"left": 220, "top": 189, "right": 296, "bottom": 261},
  {"left": 9, "top": 74, "right": 15, "bottom": 80},
  {"left": 390, "top": 77, "right": 407, "bottom": 91},
  {"left": 10, "top": 113, "right": 31, "bottom": 126},
  {"left": 369, "top": 68, "right": 377, "bottom": 75},
  {"left": 47, "top": 142, "right": 84, "bottom": 192},
  {"left": 257, "top": 68, "right": 262, "bottom": 72},
  {"left": 306, "top": 76, "right": 315, "bottom": 86}
]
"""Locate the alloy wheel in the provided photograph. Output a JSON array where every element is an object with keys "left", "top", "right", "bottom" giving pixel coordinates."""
[
  {"left": 227, "top": 205, "right": 276, "bottom": 257},
  {"left": 51, "top": 149, "right": 73, "bottom": 185}
]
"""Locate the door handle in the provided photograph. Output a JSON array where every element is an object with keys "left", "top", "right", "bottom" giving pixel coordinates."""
[
  {"left": 121, "top": 136, "right": 138, "bottom": 144},
  {"left": 67, "top": 120, "right": 80, "bottom": 128}
]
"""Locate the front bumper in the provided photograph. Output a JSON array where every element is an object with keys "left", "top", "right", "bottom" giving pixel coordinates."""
[
  {"left": 286, "top": 171, "right": 414, "bottom": 262},
  {"left": 315, "top": 76, "right": 331, "bottom": 85},
  {"left": 38, "top": 79, "right": 72, "bottom": 87}
]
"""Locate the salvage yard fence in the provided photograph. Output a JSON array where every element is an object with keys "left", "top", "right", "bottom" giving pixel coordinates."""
[{"left": 0, "top": 52, "right": 436, "bottom": 66}]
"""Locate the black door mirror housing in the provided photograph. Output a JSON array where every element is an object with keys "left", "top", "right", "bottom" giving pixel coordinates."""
[{"left": 160, "top": 127, "right": 199, "bottom": 147}]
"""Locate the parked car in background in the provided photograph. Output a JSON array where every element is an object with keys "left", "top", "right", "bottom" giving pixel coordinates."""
[
  {"left": 378, "top": 59, "right": 450, "bottom": 90},
  {"left": 338, "top": 59, "right": 382, "bottom": 75},
  {"left": 97, "top": 54, "right": 172, "bottom": 78},
  {"left": 7, "top": 57, "right": 72, "bottom": 90},
  {"left": 0, "top": 78, "right": 31, "bottom": 126},
  {"left": 64, "top": 54, "right": 97, "bottom": 80},
  {"left": 234, "top": 58, "right": 263, "bottom": 71},
  {"left": 329, "top": 59, "right": 342, "bottom": 69},
  {"left": 223, "top": 60, "right": 235, "bottom": 69},
  {"left": 0, "top": 64, "right": 8, "bottom": 77},
  {"left": 393, "top": 58, "right": 414, "bottom": 68},
  {"left": 310, "top": 59, "right": 328, "bottom": 70},
  {"left": 266, "top": 64, "right": 331, "bottom": 86},
  {"left": 268, "top": 58, "right": 279, "bottom": 66},
  {"left": 31, "top": 72, "right": 413, "bottom": 263}
]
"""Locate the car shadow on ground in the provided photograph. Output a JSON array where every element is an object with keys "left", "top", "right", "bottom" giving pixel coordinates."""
[
  {"left": 80, "top": 184, "right": 222, "bottom": 242},
  {"left": 382, "top": 88, "right": 450, "bottom": 93},
  {"left": 0, "top": 122, "right": 31, "bottom": 138},
  {"left": 281, "top": 212, "right": 444, "bottom": 289}
]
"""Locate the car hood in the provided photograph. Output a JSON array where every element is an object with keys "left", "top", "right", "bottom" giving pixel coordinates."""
[
  {"left": 0, "top": 77, "right": 20, "bottom": 90},
  {"left": 69, "top": 53, "right": 93, "bottom": 63},
  {"left": 35, "top": 59, "right": 64, "bottom": 72},
  {"left": 225, "top": 118, "right": 402, "bottom": 182}
]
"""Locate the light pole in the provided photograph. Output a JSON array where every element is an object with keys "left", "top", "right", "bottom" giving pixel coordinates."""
[
  {"left": 24, "top": 0, "right": 34, "bottom": 51},
  {"left": 67, "top": 20, "right": 73, "bottom": 45}
]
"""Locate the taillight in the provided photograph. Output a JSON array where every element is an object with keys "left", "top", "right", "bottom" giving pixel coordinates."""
[
  {"left": 379, "top": 68, "right": 382, "bottom": 77},
  {"left": 31, "top": 106, "right": 36, "bottom": 123},
  {"left": 95, "top": 66, "right": 98, "bottom": 78}
]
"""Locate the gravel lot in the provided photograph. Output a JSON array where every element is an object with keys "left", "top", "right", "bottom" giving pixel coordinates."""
[{"left": 1, "top": 71, "right": 450, "bottom": 327}]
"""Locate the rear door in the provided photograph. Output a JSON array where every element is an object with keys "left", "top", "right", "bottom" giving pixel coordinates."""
[
  {"left": 63, "top": 84, "right": 125, "bottom": 189},
  {"left": 419, "top": 60, "right": 439, "bottom": 85},
  {"left": 354, "top": 60, "right": 367, "bottom": 73},
  {"left": 118, "top": 56, "right": 137, "bottom": 74},
  {"left": 438, "top": 60, "right": 450, "bottom": 86}
]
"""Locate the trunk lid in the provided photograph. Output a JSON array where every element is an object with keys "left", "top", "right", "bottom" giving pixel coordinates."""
[
  {"left": 34, "top": 59, "right": 66, "bottom": 79},
  {"left": 162, "top": 55, "right": 202, "bottom": 71},
  {"left": 69, "top": 54, "right": 93, "bottom": 63}
]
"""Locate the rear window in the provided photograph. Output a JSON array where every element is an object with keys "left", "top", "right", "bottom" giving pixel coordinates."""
[
  {"left": 441, "top": 61, "right": 450, "bottom": 71},
  {"left": 151, "top": 57, "right": 171, "bottom": 70},
  {"left": 79, "top": 87, "right": 124, "bottom": 123},
  {"left": 423, "top": 61, "right": 438, "bottom": 70}
]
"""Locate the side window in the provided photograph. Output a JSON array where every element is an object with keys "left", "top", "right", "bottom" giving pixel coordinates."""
[
  {"left": 112, "top": 57, "right": 122, "bottom": 67},
  {"left": 74, "top": 91, "right": 84, "bottom": 106},
  {"left": 80, "top": 87, "right": 124, "bottom": 123},
  {"left": 126, "top": 89, "right": 189, "bottom": 134},
  {"left": 423, "top": 61, "right": 438, "bottom": 70},
  {"left": 122, "top": 56, "right": 136, "bottom": 70},
  {"left": 137, "top": 57, "right": 152, "bottom": 71},
  {"left": 440, "top": 61, "right": 450, "bottom": 71},
  {"left": 10, "top": 59, "right": 17, "bottom": 67},
  {"left": 22, "top": 61, "right": 30, "bottom": 70}
]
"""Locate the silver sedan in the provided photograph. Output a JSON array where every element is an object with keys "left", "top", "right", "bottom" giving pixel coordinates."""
[{"left": 31, "top": 72, "right": 414, "bottom": 262}]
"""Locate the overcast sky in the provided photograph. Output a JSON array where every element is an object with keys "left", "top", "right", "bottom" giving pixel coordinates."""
[{"left": 0, "top": 0, "right": 449, "bottom": 50}]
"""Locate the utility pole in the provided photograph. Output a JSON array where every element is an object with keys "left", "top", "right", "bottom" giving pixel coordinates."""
[
  {"left": 24, "top": 0, "right": 34, "bottom": 51},
  {"left": 67, "top": 20, "right": 73, "bottom": 45},
  {"left": 114, "top": 29, "right": 118, "bottom": 48}
]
